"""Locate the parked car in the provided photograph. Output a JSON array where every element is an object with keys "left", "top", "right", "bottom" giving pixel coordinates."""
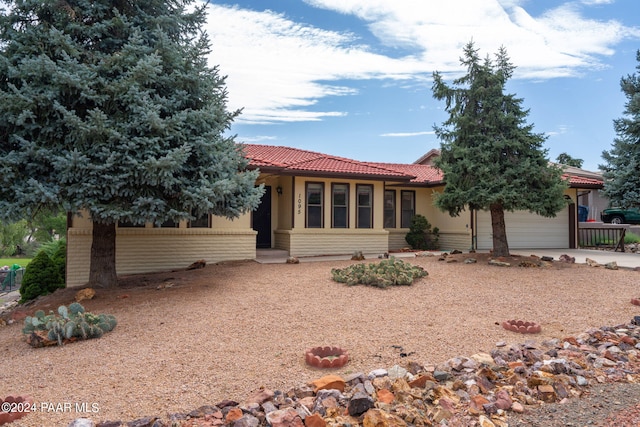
[{"left": 601, "top": 207, "right": 640, "bottom": 224}]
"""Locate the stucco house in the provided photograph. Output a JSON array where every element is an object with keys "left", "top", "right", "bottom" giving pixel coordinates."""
[{"left": 65, "top": 144, "right": 603, "bottom": 286}]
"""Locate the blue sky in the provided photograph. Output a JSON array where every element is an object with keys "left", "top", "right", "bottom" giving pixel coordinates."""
[{"left": 202, "top": 0, "right": 640, "bottom": 171}]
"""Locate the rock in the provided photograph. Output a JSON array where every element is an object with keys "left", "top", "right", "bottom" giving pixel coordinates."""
[
  {"left": 234, "top": 415, "right": 260, "bottom": 427},
  {"left": 387, "top": 365, "right": 407, "bottom": 380},
  {"left": 303, "top": 413, "right": 326, "bottom": 427},
  {"left": 347, "top": 391, "right": 374, "bottom": 416},
  {"left": 246, "top": 388, "right": 275, "bottom": 405},
  {"left": 362, "top": 409, "right": 406, "bottom": 427},
  {"left": 470, "top": 352, "right": 495, "bottom": 366},
  {"left": 478, "top": 415, "right": 497, "bottom": 427},
  {"left": 464, "top": 258, "right": 477, "bottom": 264},
  {"left": 75, "top": 288, "right": 96, "bottom": 302},
  {"left": 376, "top": 389, "right": 395, "bottom": 404},
  {"left": 559, "top": 254, "right": 575, "bottom": 263},
  {"left": 286, "top": 257, "right": 299, "bottom": 264},
  {"left": 68, "top": 419, "right": 95, "bottom": 427},
  {"left": 266, "top": 408, "right": 304, "bottom": 427},
  {"left": 541, "top": 256, "right": 554, "bottom": 262},
  {"left": 605, "top": 261, "right": 618, "bottom": 270},
  {"left": 586, "top": 258, "right": 600, "bottom": 267},
  {"left": 186, "top": 259, "right": 206, "bottom": 270},
  {"left": 488, "top": 259, "right": 510, "bottom": 267},
  {"left": 226, "top": 408, "right": 244, "bottom": 423},
  {"left": 494, "top": 389, "right": 512, "bottom": 410},
  {"left": 310, "top": 375, "right": 345, "bottom": 393}
]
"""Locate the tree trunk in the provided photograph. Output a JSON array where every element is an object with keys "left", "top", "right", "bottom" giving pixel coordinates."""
[
  {"left": 490, "top": 203, "right": 510, "bottom": 257},
  {"left": 89, "top": 222, "right": 118, "bottom": 288}
]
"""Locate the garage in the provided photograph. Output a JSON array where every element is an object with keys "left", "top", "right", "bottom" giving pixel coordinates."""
[{"left": 475, "top": 207, "right": 570, "bottom": 250}]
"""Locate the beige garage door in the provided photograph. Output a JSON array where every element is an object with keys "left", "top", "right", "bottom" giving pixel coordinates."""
[{"left": 476, "top": 208, "right": 569, "bottom": 250}]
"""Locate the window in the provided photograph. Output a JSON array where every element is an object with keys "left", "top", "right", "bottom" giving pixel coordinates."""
[
  {"left": 155, "top": 219, "right": 178, "bottom": 228},
  {"left": 117, "top": 220, "right": 144, "bottom": 228},
  {"left": 401, "top": 190, "right": 415, "bottom": 228},
  {"left": 356, "top": 184, "right": 373, "bottom": 228},
  {"left": 306, "top": 182, "right": 323, "bottom": 228},
  {"left": 189, "top": 212, "right": 211, "bottom": 228},
  {"left": 384, "top": 190, "right": 396, "bottom": 228},
  {"left": 332, "top": 184, "right": 349, "bottom": 228}
]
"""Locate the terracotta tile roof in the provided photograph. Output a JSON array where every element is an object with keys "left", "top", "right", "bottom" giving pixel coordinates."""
[
  {"left": 241, "top": 144, "right": 417, "bottom": 181},
  {"left": 370, "top": 163, "right": 444, "bottom": 185},
  {"left": 239, "top": 143, "right": 602, "bottom": 188}
]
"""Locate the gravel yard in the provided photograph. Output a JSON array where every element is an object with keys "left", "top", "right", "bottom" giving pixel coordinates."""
[{"left": 1, "top": 252, "right": 639, "bottom": 426}]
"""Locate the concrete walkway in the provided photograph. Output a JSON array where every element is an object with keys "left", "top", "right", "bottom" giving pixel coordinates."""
[{"left": 256, "top": 248, "right": 640, "bottom": 269}]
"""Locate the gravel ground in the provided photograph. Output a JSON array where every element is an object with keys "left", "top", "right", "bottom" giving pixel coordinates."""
[{"left": 1, "top": 252, "right": 639, "bottom": 426}]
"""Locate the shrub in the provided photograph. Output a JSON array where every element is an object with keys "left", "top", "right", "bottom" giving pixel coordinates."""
[
  {"left": 22, "top": 303, "right": 117, "bottom": 347},
  {"left": 405, "top": 214, "right": 439, "bottom": 250},
  {"left": 625, "top": 232, "right": 640, "bottom": 244},
  {"left": 18, "top": 250, "right": 65, "bottom": 303},
  {"left": 331, "top": 257, "right": 428, "bottom": 288}
]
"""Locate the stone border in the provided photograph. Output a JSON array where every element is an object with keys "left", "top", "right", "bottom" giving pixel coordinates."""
[
  {"left": 501, "top": 319, "right": 541, "bottom": 334},
  {"left": 305, "top": 346, "right": 349, "bottom": 368},
  {"left": 0, "top": 395, "right": 33, "bottom": 425}
]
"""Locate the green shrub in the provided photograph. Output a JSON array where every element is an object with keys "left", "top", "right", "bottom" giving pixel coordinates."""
[
  {"left": 22, "top": 303, "right": 117, "bottom": 347},
  {"left": 19, "top": 250, "right": 65, "bottom": 303},
  {"left": 331, "top": 257, "right": 428, "bottom": 288},
  {"left": 625, "top": 232, "right": 640, "bottom": 244},
  {"left": 405, "top": 215, "right": 439, "bottom": 250}
]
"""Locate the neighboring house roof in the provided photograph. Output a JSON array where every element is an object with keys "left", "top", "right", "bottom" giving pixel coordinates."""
[{"left": 240, "top": 143, "right": 602, "bottom": 189}]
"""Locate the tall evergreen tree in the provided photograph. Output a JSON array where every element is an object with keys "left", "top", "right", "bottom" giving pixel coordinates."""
[
  {"left": 431, "top": 42, "right": 567, "bottom": 257},
  {"left": 600, "top": 50, "right": 640, "bottom": 208},
  {"left": 555, "top": 152, "right": 584, "bottom": 169},
  {"left": 0, "top": 0, "right": 263, "bottom": 287}
]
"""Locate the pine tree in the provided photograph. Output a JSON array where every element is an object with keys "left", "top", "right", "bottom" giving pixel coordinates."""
[
  {"left": 600, "top": 50, "right": 640, "bottom": 208},
  {"left": 431, "top": 42, "right": 567, "bottom": 257},
  {"left": 0, "top": 0, "right": 263, "bottom": 287}
]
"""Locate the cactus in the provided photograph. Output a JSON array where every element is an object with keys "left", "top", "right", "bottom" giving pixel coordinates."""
[
  {"left": 331, "top": 257, "right": 428, "bottom": 288},
  {"left": 57, "top": 305, "right": 68, "bottom": 319},
  {"left": 22, "top": 303, "right": 116, "bottom": 347},
  {"left": 68, "top": 302, "right": 85, "bottom": 315}
]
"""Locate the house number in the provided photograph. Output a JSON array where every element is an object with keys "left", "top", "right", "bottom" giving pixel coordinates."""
[{"left": 297, "top": 194, "right": 302, "bottom": 214}]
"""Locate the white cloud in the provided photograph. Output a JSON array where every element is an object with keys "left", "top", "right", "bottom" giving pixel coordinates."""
[{"left": 204, "top": 1, "right": 639, "bottom": 124}]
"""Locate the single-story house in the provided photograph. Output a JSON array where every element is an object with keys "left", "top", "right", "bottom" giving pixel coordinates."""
[{"left": 65, "top": 144, "right": 604, "bottom": 286}]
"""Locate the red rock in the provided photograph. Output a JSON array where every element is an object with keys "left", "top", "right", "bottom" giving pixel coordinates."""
[
  {"left": 266, "top": 408, "right": 304, "bottom": 427},
  {"left": 408, "top": 374, "right": 431, "bottom": 388},
  {"left": 469, "top": 395, "right": 490, "bottom": 415},
  {"left": 245, "top": 388, "right": 274, "bottom": 405},
  {"left": 376, "top": 389, "right": 395, "bottom": 404},
  {"left": 225, "top": 408, "right": 243, "bottom": 422},
  {"left": 304, "top": 413, "right": 326, "bottom": 427},
  {"left": 310, "top": 375, "right": 345, "bottom": 393},
  {"left": 563, "top": 337, "right": 579, "bottom": 346},
  {"left": 494, "top": 389, "right": 512, "bottom": 410}
]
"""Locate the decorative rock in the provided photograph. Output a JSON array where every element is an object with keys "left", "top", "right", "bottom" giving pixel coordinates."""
[
  {"left": 541, "top": 256, "right": 554, "bottom": 262},
  {"left": 387, "top": 365, "right": 407, "bottom": 380},
  {"left": 478, "top": 415, "right": 497, "bottom": 427},
  {"left": 286, "top": 257, "right": 300, "bottom": 264},
  {"left": 488, "top": 259, "right": 510, "bottom": 267},
  {"left": 75, "top": 288, "right": 96, "bottom": 302},
  {"left": 376, "top": 389, "right": 395, "bottom": 404},
  {"left": 226, "top": 408, "right": 244, "bottom": 423},
  {"left": 464, "top": 258, "right": 477, "bottom": 264},
  {"left": 559, "top": 254, "right": 575, "bottom": 263},
  {"left": 368, "top": 368, "right": 388, "bottom": 378},
  {"left": 246, "top": 388, "right": 275, "bottom": 405},
  {"left": 586, "top": 258, "right": 600, "bottom": 267},
  {"left": 347, "top": 391, "right": 374, "bottom": 416},
  {"left": 362, "top": 409, "right": 406, "bottom": 427},
  {"left": 470, "top": 352, "right": 496, "bottom": 366},
  {"left": 605, "top": 261, "right": 618, "bottom": 270},
  {"left": 186, "top": 259, "right": 206, "bottom": 270},
  {"left": 631, "top": 298, "right": 640, "bottom": 306},
  {"left": 303, "top": 413, "right": 326, "bottom": 427},
  {"left": 310, "top": 375, "right": 346, "bottom": 393},
  {"left": 234, "top": 415, "right": 260, "bottom": 427},
  {"left": 494, "top": 389, "right": 512, "bottom": 410},
  {"left": 68, "top": 419, "right": 96, "bottom": 427},
  {"left": 266, "top": 408, "right": 304, "bottom": 427}
]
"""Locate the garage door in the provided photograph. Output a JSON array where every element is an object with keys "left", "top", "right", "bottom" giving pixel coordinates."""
[{"left": 476, "top": 208, "right": 569, "bottom": 249}]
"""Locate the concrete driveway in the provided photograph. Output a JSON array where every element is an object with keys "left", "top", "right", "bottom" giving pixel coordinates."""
[{"left": 515, "top": 248, "right": 640, "bottom": 269}]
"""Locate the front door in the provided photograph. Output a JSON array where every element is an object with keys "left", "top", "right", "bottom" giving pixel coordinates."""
[{"left": 253, "top": 186, "right": 272, "bottom": 248}]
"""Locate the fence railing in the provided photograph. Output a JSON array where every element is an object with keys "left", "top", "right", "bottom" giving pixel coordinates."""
[{"left": 578, "top": 227, "right": 626, "bottom": 252}]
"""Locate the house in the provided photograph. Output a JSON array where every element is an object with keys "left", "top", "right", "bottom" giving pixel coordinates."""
[{"left": 65, "top": 144, "right": 604, "bottom": 286}]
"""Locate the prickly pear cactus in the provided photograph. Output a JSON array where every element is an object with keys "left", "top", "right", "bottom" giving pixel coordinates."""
[
  {"left": 22, "top": 303, "right": 117, "bottom": 347},
  {"left": 331, "top": 257, "right": 428, "bottom": 288}
]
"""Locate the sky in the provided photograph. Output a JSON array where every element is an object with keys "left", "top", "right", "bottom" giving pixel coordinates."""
[{"left": 201, "top": 0, "right": 640, "bottom": 172}]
